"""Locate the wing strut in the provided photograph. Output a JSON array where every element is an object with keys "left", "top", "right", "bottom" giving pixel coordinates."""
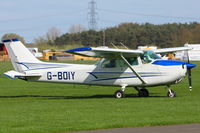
[{"left": 120, "top": 54, "right": 147, "bottom": 85}]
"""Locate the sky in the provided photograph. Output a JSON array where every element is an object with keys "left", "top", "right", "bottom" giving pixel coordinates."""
[{"left": 0, "top": 0, "right": 200, "bottom": 43}]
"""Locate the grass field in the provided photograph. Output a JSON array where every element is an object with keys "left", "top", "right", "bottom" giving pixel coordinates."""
[{"left": 0, "top": 61, "right": 200, "bottom": 133}]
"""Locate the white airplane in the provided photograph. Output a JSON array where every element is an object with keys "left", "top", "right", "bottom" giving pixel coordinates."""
[{"left": 3, "top": 38, "right": 196, "bottom": 98}]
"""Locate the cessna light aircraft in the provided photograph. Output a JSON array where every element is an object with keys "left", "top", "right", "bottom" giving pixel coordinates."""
[{"left": 3, "top": 38, "right": 196, "bottom": 98}]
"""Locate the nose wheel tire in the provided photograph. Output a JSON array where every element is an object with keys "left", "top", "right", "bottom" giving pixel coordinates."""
[
  {"left": 138, "top": 89, "right": 149, "bottom": 97},
  {"left": 167, "top": 90, "right": 176, "bottom": 98},
  {"left": 115, "top": 90, "right": 125, "bottom": 98}
]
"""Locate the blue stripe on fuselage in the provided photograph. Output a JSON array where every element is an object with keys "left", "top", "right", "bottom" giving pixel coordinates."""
[{"left": 92, "top": 74, "right": 163, "bottom": 81}]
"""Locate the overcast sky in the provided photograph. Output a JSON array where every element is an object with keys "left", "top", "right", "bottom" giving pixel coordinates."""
[{"left": 0, "top": 0, "right": 200, "bottom": 43}]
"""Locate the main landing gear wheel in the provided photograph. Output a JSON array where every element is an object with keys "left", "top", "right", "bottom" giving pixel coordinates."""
[
  {"left": 166, "top": 85, "right": 176, "bottom": 98},
  {"left": 138, "top": 89, "right": 149, "bottom": 97},
  {"left": 115, "top": 90, "right": 125, "bottom": 98},
  {"left": 167, "top": 90, "right": 176, "bottom": 98},
  {"left": 115, "top": 85, "right": 127, "bottom": 98}
]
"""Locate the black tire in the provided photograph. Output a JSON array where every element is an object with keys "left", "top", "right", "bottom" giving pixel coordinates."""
[
  {"left": 138, "top": 89, "right": 149, "bottom": 97},
  {"left": 115, "top": 90, "right": 125, "bottom": 98},
  {"left": 167, "top": 90, "right": 176, "bottom": 98}
]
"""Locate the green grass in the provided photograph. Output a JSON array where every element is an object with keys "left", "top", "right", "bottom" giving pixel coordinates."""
[{"left": 0, "top": 61, "right": 200, "bottom": 133}]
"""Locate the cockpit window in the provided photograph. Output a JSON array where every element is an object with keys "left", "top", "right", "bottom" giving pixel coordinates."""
[
  {"left": 101, "top": 59, "right": 116, "bottom": 68},
  {"left": 141, "top": 50, "right": 161, "bottom": 63},
  {"left": 100, "top": 57, "right": 138, "bottom": 68},
  {"left": 126, "top": 57, "right": 138, "bottom": 65}
]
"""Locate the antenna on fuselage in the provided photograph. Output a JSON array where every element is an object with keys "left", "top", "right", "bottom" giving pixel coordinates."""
[
  {"left": 110, "top": 42, "right": 119, "bottom": 49},
  {"left": 119, "top": 42, "right": 129, "bottom": 49}
]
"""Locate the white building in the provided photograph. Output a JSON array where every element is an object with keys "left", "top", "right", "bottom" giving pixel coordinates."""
[
  {"left": 28, "top": 48, "right": 43, "bottom": 58},
  {"left": 184, "top": 44, "right": 200, "bottom": 61},
  {"left": 174, "top": 44, "right": 200, "bottom": 61}
]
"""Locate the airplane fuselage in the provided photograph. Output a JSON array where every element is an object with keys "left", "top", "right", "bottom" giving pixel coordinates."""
[{"left": 26, "top": 61, "right": 187, "bottom": 87}]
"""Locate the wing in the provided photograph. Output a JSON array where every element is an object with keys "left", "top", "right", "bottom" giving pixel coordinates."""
[
  {"left": 153, "top": 47, "right": 192, "bottom": 54},
  {"left": 64, "top": 47, "right": 143, "bottom": 58}
]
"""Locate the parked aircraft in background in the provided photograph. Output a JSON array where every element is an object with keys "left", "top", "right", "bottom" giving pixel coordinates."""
[{"left": 3, "top": 39, "right": 196, "bottom": 98}]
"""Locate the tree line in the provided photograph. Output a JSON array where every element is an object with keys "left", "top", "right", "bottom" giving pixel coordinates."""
[
  {"left": 1, "top": 22, "right": 200, "bottom": 49},
  {"left": 55, "top": 22, "right": 200, "bottom": 48}
]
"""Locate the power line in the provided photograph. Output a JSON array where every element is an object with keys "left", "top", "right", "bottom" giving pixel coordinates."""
[
  {"left": 88, "top": 0, "right": 98, "bottom": 30},
  {"left": 98, "top": 8, "right": 200, "bottom": 21},
  {"left": 0, "top": 9, "right": 87, "bottom": 23}
]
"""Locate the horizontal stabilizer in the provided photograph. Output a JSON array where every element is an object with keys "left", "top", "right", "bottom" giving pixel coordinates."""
[{"left": 4, "top": 70, "right": 42, "bottom": 79}]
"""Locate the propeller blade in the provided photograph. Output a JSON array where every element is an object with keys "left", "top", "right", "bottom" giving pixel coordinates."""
[
  {"left": 188, "top": 68, "right": 192, "bottom": 91},
  {"left": 186, "top": 50, "right": 192, "bottom": 91},
  {"left": 186, "top": 50, "right": 190, "bottom": 63}
]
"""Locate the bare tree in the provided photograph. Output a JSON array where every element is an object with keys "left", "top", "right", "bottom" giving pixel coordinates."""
[
  {"left": 34, "top": 36, "right": 48, "bottom": 45},
  {"left": 46, "top": 27, "right": 61, "bottom": 44},
  {"left": 69, "top": 24, "right": 87, "bottom": 33}
]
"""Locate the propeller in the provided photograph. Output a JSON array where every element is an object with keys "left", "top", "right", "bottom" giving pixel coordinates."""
[{"left": 186, "top": 50, "right": 192, "bottom": 91}]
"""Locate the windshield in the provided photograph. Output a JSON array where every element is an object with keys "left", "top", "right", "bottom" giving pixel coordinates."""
[{"left": 141, "top": 50, "right": 161, "bottom": 63}]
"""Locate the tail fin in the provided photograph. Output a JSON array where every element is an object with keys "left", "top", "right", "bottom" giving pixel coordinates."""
[{"left": 3, "top": 38, "right": 41, "bottom": 72}]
